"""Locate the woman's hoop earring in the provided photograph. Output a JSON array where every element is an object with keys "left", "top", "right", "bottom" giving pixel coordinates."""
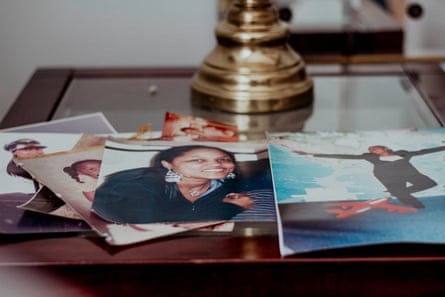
[
  {"left": 165, "top": 169, "right": 182, "bottom": 183},
  {"left": 225, "top": 172, "right": 236, "bottom": 180}
]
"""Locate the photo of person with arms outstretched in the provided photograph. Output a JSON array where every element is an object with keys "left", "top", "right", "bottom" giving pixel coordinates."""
[
  {"left": 92, "top": 145, "right": 254, "bottom": 224},
  {"left": 294, "top": 144, "right": 445, "bottom": 209}
]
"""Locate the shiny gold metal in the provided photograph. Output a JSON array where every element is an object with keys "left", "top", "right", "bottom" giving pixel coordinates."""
[{"left": 191, "top": 0, "right": 314, "bottom": 113}]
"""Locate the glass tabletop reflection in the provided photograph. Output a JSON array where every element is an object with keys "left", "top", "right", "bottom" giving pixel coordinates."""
[{"left": 52, "top": 74, "right": 439, "bottom": 139}]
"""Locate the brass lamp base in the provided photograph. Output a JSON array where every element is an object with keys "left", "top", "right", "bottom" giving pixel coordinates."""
[{"left": 191, "top": 0, "right": 313, "bottom": 113}]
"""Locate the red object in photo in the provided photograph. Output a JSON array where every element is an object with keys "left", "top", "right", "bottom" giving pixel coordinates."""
[{"left": 161, "top": 112, "right": 239, "bottom": 142}]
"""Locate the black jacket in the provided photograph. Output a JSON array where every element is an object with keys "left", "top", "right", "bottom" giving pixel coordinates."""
[{"left": 92, "top": 167, "right": 244, "bottom": 224}]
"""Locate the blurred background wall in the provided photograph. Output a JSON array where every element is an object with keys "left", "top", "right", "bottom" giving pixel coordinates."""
[
  {"left": 1, "top": 0, "right": 445, "bottom": 122},
  {"left": 0, "top": 0, "right": 217, "bottom": 120}
]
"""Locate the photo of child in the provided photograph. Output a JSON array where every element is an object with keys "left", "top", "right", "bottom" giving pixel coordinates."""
[{"left": 63, "top": 159, "right": 102, "bottom": 202}]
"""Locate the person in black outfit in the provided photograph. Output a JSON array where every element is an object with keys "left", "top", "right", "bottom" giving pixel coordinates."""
[
  {"left": 4, "top": 138, "right": 47, "bottom": 191},
  {"left": 295, "top": 145, "right": 445, "bottom": 209},
  {"left": 93, "top": 145, "right": 254, "bottom": 223}
]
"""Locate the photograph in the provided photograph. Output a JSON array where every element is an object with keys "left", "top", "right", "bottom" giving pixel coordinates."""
[
  {"left": 0, "top": 112, "right": 117, "bottom": 134},
  {"left": 0, "top": 132, "right": 98, "bottom": 234},
  {"left": 161, "top": 112, "right": 239, "bottom": 142},
  {"left": 268, "top": 128, "right": 445, "bottom": 256},
  {"left": 0, "top": 113, "right": 117, "bottom": 234},
  {"left": 17, "top": 134, "right": 107, "bottom": 220},
  {"left": 92, "top": 139, "right": 276, "bottom": 224},
  {"left": 18, "top": 146, "right": 223, "bottom": 245}
]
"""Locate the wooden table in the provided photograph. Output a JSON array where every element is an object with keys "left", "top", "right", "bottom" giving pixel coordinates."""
[{"left": 1, "top": 63, "right": 445, "bottom": 296}]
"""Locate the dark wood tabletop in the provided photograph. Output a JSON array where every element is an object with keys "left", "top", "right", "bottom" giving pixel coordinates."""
[{"left": 1, "top": 63, "right": 445, "bottom": 296}]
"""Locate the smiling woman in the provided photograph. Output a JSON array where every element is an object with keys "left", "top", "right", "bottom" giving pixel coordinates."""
[{"left": 92, "top": 145, "right": 254, "bottom": 224}]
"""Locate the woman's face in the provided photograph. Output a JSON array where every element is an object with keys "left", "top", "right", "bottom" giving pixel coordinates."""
[
  {"left": 164, "top": 148, "right": 235, "bottom": 180},
  {"left": 77, "top": 161, "right": 101, "bottom": 178},
  {"left": 13, "top": 147, "right": 44, "bottom": 158}
]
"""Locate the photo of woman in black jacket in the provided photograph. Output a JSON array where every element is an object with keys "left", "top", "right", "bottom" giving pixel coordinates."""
[{"left": 92, "top": 145, "right": 255, "bottom": 224}]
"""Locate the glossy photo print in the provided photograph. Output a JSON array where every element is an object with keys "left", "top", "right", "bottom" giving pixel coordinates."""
[
  {"left": 268, "top": 128, "right": 445, "bottom": 256},
  {"left": 17, "top": 146, "right": 217, "bottom": 245},
  {"left": 161, "top": 112, "right": 239, "bottom": 142},
  {"left": 0, "top": 113, "right": 116, "bottom": 234},
  {"left": 92, "top": 139, "right": 275, "bottom": 225},
  {"left": 18, "top": 133, "right": 108, "bottom": 219},
  {"left": 0, "top": 132, "right": 95, "bottom": 234}
]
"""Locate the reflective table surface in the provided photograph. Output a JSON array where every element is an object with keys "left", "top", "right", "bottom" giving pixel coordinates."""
[
  {"left": 52, "top": 65, "right": 439, "bottom": 140},
  {"left": 1, "top": 63, "right": 445, "bottom": 297}
]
